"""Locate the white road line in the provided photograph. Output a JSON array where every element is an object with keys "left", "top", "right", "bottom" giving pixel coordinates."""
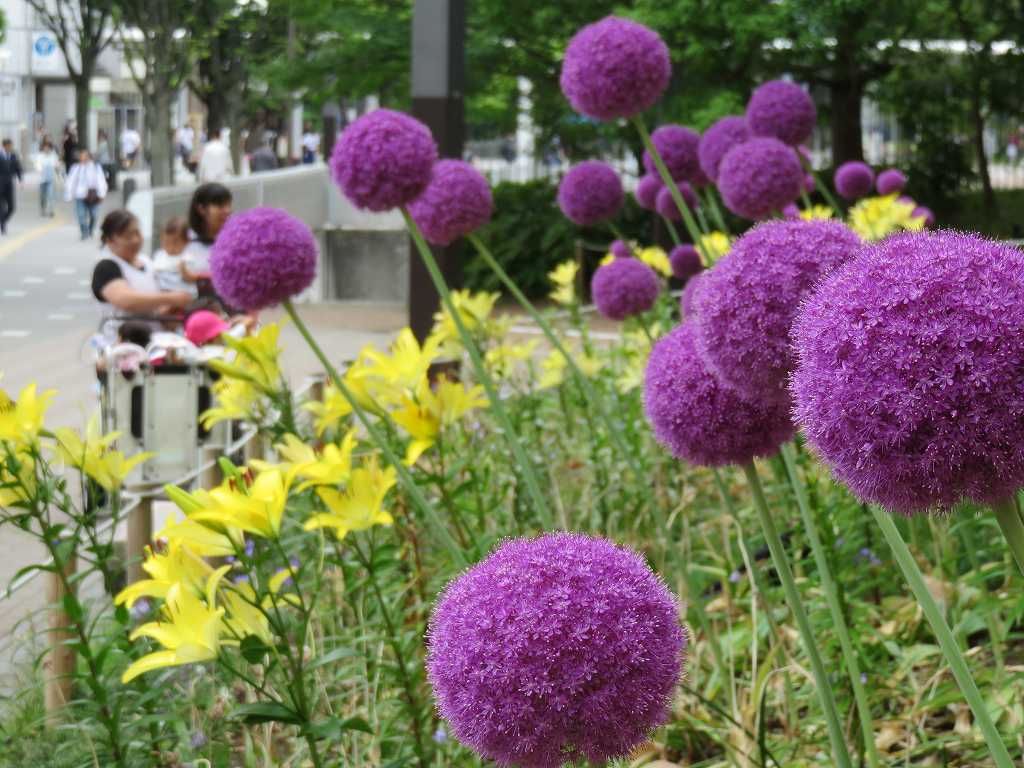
[
  {"left": 47, "top": 313, "right": 73, "bottom": 320},
  {"left": 22, "top": 276, "right": 44, "bottom": 284},
  {"left": 2, "top": 290, "right": 26, "bottom": 298},
  {"left": 67, "top": 291, "right": 90, "bottom": 300},
  {"left": 54, "top": 267, "right": 76, "bottom": 275},
  {"left": 0, "top": 330, "right": 29, "bottom": 338}
]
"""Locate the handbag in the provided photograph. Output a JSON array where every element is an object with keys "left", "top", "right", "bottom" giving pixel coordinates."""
[{"left": 85, "top": 187, "right": 100, "bottom": 205}]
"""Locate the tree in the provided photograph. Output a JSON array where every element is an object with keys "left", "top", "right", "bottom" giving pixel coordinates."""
[{"left": 25, "top": 0, "right": 117, "bottom": 143}]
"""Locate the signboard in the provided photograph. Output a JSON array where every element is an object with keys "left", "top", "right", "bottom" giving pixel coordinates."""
[{"left": 32, "top": 32, "right": 66, "bottom": 76}]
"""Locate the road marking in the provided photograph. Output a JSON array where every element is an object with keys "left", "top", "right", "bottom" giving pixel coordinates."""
[
  {"left": 67, "top": 291, "right": 90, "bottom": 300},
  {"left": 0, "top": 217, "right": 66, "bottom": 263},
  {"left": 22, "top": 276, "right": 44, "bottom": 284},
  {"left": 54, "top": 267, "right": 76, "bottom": 275},
  {"left": 47, "top": 313, "right": 73, "bottom": 321},
  {"left": 0, "top": 330, "right": 29, "bottom": 338},
  {"left": 2, "top": 290, "right": 26, "bottom": 298}
]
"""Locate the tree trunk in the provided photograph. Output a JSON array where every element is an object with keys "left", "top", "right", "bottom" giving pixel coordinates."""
[
  {"left": 829, "top": 79, "right": 864, "bottom": 165},
  {"left": 148, "top": 88, "right": 174, "bottom": 188},
  {"left": 74, "top": 66, "right": 93, "bottom": 147},
  {"left": 968, "top": 76, "right": 996, "bottom": 215},
  {"left": 228, "top": 105, "right": 242, "bottom": 174}
]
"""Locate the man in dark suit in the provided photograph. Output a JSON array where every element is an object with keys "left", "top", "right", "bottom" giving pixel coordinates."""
[{"left": 0, "top": 139, "right": 23, "bottom": 234}]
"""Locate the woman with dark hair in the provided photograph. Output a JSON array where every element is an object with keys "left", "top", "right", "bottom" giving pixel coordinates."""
[
  {"left": 91, "top": 210, "right": 192, "bottom": 343},
  {"left": 181, "top": 182, "right": 233, "bottom": 288}
]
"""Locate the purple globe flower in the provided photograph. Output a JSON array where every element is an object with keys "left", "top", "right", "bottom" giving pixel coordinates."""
[
  {"left": 427, "top": 532, "right": 686, "bottom": 768},
  {"left": 803, "top": 173, "right": 816, "bottom": 193},
  {"left": 643, "top": 124, "right": 701, "bottom": 182},
  {"left": 610, "top": 239, "right": 632, "bottom": 259},
  {"left": 655, "top": 183, "right": 697, "bottom": 221},
  {"left": 834, "top": 161, "right": 874, "bottom": 200},
  {"left": 746, "top": 80, "right": 817, "bottom": 146},
  {"left": 897, "top": 195, "right": 915, "bottom": 206},
  {"left": 680, "top": 273, "right": 703, "bottom": 316},
  {"left": 912, "top": 205, "right": 935, "bottom": 227},
  {"left": 692, "top": 219, "right": 861, "bottom": 406},
  {"left": 717, "top": 138, "right": 803, "bottom": 220},
  {"left": 792, "top": 230, "right": 1024, "bottom": 513},
  {"left": 560, "top": 16, "right": 671, "bottom": 121},
  {"left": 407, "top": 160, "right": 493, "bottom": 246},
  {"left": 644, "top": 322, "right": 794, "bottom": 466},
  {"left": 557, "top": 161, "right": 624, "bottom": 226},
  {"left": 876, "top": 168, "right": 907, "bottom": 196},
  {"left": 783, "top": 202, "right": 800, "bottom": 219},
  {"left": 697, "top": 116, "right": 750, "bottom": 183},
  {"left": 330, "top": 109, "right": 437, "bottom": 212},
  {"left": 669, "top": 244, "right": 702, "bottom": 281},
  {"left": 635, "top": 174, "right": 664, "bottom": 210},
  {"left": 210, "top": 207, "right": 318, "bottom": 311},
  {"left": 591, "top": 255, "right": 660, "bottom": 320}
]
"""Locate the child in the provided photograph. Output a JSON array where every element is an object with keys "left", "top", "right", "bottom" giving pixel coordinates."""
[{"left": 151, "top": 217, "right": 196, "bottom": 296}]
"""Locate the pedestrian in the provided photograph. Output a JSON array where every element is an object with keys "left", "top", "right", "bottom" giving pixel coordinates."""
[
  {"left": 250, "top": 135, "right": 278, "bottom": 173},
  {"left": 65, "top": 148, "right": 108, "bottom": 240},
  {"left": 36, "top": 137, "right": 60, "bottom": 217},
  {"left": 0, "top": 139, "right": 23, "bottom": 235},
  {"left": 301, "top": 123, "right": 319, "bottom": 164},
  {"left": 62, "top": 123, "right": 78, "bottom": 174},
  {"left": 176, "top": 124, "right": 194, "bottom": 167},
  {"left": 120, "top": 126, "right": 141, "bottom": 169},
  {"left": 197, "top": 128, "right": 231, "bottom": 183},
  {"left": 96, "top": 129, "right": 114, "bottom": 188},
  {"left": 182, "top": 182, "right": 233, "bottom": 294}
]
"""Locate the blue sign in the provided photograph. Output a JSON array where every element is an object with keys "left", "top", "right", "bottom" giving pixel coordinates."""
[{"left": 34, "top": 35, "right": 56, "bottom": 56}]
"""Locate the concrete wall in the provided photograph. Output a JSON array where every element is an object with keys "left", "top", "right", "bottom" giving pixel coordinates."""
[{"left": 324, "top": 230, "right": 409, "bottom": 302}]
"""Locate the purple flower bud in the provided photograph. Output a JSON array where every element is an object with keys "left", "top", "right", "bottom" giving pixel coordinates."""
[
  {"left": 876, "top": 168, "right": 907, "bottom": 196},
  {"left": 655, "top": 183, "right": 697, "bottom": 221},
  {"left": 718, "top": 138, "right": 803, "bottom": 220},
  {"left": 408, "top": 160, "right": 494, "bottom": 246},
  {"left": 560, "top": 17, "right": 671, "bottom": 121},
  {"left": 610, "top": 239, "right": 631, "bottom": 259},
  {"left": 912, "top": 206, "right": 935, "bottom": 227},
  {"left": 783, "top": 203, "right": 800, "bottom": 219},
  {"left": 669, "top": 245, "right": 702, "bottom": 281},
  {"left": 591, "top": 256, "right": 660, "bottom": 320},
  {"left": 190, "top": 730, "right": 208, "bottom": 749},
  {"left": 698, "top": 116, "right": 750, "bottom": 183},
  {"left": 557, "top": 161, "right": 624, "bottom": 227},
  {"left": 643, "top": 125, "right": 702, "bottom": 183},
  {"left": 834, "top": 161, "right": 874, "bottom": 200},
  {"left": 746, "top": 80, "right": 817, "bottom": 147},
  {"left": 634, "top": 174, "right": 664, "bottom": 210}
]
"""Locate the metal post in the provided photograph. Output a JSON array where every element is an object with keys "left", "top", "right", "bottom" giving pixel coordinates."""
[
  {"left": 126, "top": 495, "right": 153, "bottom": 586},
  {"left": 409, "top": 0, "right": 465, "bottom": 342},
  {"left": 45, "top": 549, "right": 76, "bottom": 725}
]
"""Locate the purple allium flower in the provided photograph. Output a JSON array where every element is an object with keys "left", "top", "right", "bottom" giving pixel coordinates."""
[
  {"left": 783, "top": 202, "right": 800, "bottom": 219},
  {"left": 210, "top": 207, "right": 318, "bottom": 311},
  {"left": 792, "top": 230, "right": 1024, "bottom": 513},
  {"left": 746, "top": 80, "right": 817, "bottom": 147},
  {"left": 834, "top": 161, "right": 874, "bottom": 200},
  {"left": 803, "top": 173, "right": 816, "bottom": 193},
  {"left": 643, "top": 125, "right": 702, "bottom": 182},
  {"left": 644, "top": 322, "right": 794, "bottom": 466},
  {"left": 591, "top": 256, "right": 660, "bottom": 320},
  {"left": 330, "top": 109, "right": 437, "bottom": 212},
  {"left": 407, "top": 160, "right": 493, "bottom": 246},
  {"left": 557, "top": 161, "right": 624, "bottom": 227},
  {"left": 669, "top": 244, "right": 702, "bottom": 281},
  {"left": 897, "top": 195, "right": 915, "bottom": 206},
  {"left": 798, "top": 145, "right": 813, "bottom": 164},
  {"left": 692, "top": 219, "right": 861, "bottom": 406},
  {"left": 912, "top": 206, "right": 935, "bottom": 227},
  {"left": 697, "top": 116, "right": 750, "bottom": 183},
  {"left": 679, "top": 273, "right": 703, "bottom": 316},
  {"left": 560, "top": 17, "right": 671, "bottom": 121},
  {"left": 717, "top": 138, "right": 803, "bottom": 220},
  {"left": 427, "top": 532, "right": 686, "bottom": 768},
  {"left": 876, "top": 168, "right": 907, "bottom": 196},
  {"left": 610, "top": 239, "right": 631, "bottom": 259},
  {"left": 655, "top": 183, "right": 697, "bottom": 221},
  {"left": 635, "top": 174, "right": 664, "bottom": 210}
]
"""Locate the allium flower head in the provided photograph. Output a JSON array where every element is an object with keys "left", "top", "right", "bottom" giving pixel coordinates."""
[
  {"left": 330, "top": 109, "right": 437, "bottom": 212},
  {"left": 427, "top": 532, "right": 686, "bottom": 768},
  {"left": 210, "top": 207, "right": 318, "bottom": 311},
  {"left": 717, "top": 138, "right": 803, "bottom": 220},
  {"left": 876, "top": 168, "right": 907, "bottom": 196},
  {"left": 560, "top": 17, "right": 671, "bottom": 121},
  {"left": 591, "top": 255, "right": 660, "bottom": 320},
  {"left": 746, "top": 80, "right": 817, "bottom": 146},
  {"left": 912, "top": 205, "right": 935, "bottom": 227},
  {"left": 697, "top": 116, "right": 750, "bottom": 183},
  {"left": 669, "top": 244, "right": 702, "bottom": 281},
  {"left": 610, "top": 239, "right": 631, "bottom": 259},
  {"left": 834, "top": 161, "right": 874, "bottom": 200},
  {"left": 408, "top": 160, "right": 493, "bottom": 246},
  {"left": 655, "top": 184, "right": 697, "bottom": 221},
  {"left": 679, "top": 273, "right": 703, "bottom": 316},
  {"left": 692, "top": 219, "right": 861, "bottom": 405},
  {"left": 803, "top": 172, "right": 816, "bottom": 193},
  {"left": 643, "top": 124, "right": 701, "bottom": 182},
  {"left": 635, "top": 174, "right": 664, "bottom": 210},
  {"left": 644, "top": 322, "right": 794, "bottom": 466},
  {"left": 557, "top": 161, "right": 624, "bottom": 226},
  {"left": 783, "top": 202, "right": 800, "bottom": 218},
  {"left": 792, "top": 230, "right": 1024, "bottom": 513}
]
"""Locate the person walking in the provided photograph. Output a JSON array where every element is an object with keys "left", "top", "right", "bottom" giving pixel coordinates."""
[
  {"left": 62, "top": 124, "right": 78, "bottom": 174},
  {"left": 120, "top": 126, "right": 141, "bottom": 169},
  {"left": 36, "top": 138, "right": 60, "bottom": 217},
  {"left": 65, "top": 148, "right": 108, "bottom": 240},
  {"left": 249, "top": 136, "right": 279, "bottom": 173},
  {"left": 301, "top": 123, "right": 320, "bottom": 164},
  {"left": 96, "top": 129, "right": 114, "bottom": 188},
  {"left": 197, "top": 129, "right": 231, "bottom": 182},
  {"left": 0, "top": 139, "right": 23, "bottom": 235}
]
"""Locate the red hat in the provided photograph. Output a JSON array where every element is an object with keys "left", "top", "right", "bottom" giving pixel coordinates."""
[{"left": 184, "top": 310, "right": 230, "bottom": 346}]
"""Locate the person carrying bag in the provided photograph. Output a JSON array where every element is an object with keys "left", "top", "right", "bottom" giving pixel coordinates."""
[{"left": 65, "top": 148, "right": 108, "bottom": 240}]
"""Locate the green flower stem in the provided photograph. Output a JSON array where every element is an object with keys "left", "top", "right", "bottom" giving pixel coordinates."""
[
  {"left": 779, "top": 444, "right": 880, "bottom": 768},
  {"left": 402, "top": 208, "right": 554, "bottom": 530},
  {"left": 800, "top": 189, "right": 813, "bottom": 211},
  {"left": 702, "top": 187, "right": 731, "bottom": 235},
  {"left": 466, "top": 233, "right": 650, "bottom": 492},
  {"left": 664, "top": 217, "right": 683, "bottom": 246},
  {"left": 694, "top": 203, "right": 712, "bottom": 236},
  {"left": 633, "top": 116, "right": 705, "bottom": 248},
  {"left": 992, "top": 496, "right": 1024, "bottom": 576},
  {"left": 281, "top": 300, "right": 468, "bottom": 567},
  {"left": 808, "top": 167, "right": 842, "bottom": 215},
  {"left": 870, "top": 506, "right": 1015, "bottom": 768},
  {"left": 741, "top": 461, "right": 854, "bottom": 768}
]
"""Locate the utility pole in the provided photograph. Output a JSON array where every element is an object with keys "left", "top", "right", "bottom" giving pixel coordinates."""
[{"left": 409, "top": 0, "right": 465, "bottom": 342}]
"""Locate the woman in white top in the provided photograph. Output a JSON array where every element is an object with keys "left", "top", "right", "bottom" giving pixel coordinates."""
[
  {"left": 35, "top": 137, "right": 60, "bottom": 217},
  {"left": 66, "top": 148, "right": 108, "bottom": 240},
  {"left": 181, "top": 183, "right": 233, "bottom": 297},
  {"left": 91, "top": 210, "right": 192, "bottom": 345}
]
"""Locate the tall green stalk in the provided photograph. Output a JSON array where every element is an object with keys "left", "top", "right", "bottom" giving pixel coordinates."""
[
  {"left": 633, "top": 116, "right": 705, "bottom": 247},
  {"left": 741, "top": 461, "right": 854, "bottom": 768},
  {"left": 779, "top": 444, "right": 880, "bottom": 768},
  {"left": 870, "top": 506, "right": 1015, "bottom": 768},
  {"left": 402, "top": 209, "right": 554, "bottom": 530},
  {"left": 281, "top": 300, "right": 468, "bottom": 567},
  {"left": 992, "top": 496, "right": 1024, "bottom": 576},
  {"left": 701, "top": 186, "right": 731, "bottom": 234}
]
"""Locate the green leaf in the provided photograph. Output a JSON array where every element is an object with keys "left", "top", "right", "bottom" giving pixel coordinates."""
[
  {"left": 304, "top": 716, "right": 373, "bottom": 741},
  {"left": 308, "top": 646, "right": 360, "bottom": 670},
  {"left": 232, "top": 702, "right": 301, "bottom": 725},
  {"left": 239, "top": 634, "right": 271, "bottom": 664}
]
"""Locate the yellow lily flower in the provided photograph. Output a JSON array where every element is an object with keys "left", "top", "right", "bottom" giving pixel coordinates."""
[
  {"left": 201, "top": 376, "right": 263, "bottom": 429},
  {"left": 305, "top": 458, "right": 396, "bottom": 539},
  {"left": 252, "top": 432, "right": 357, "bottom": 491},
  {"left": 121, "top": 567, "right": 230, "bottom": 683},
  {"left": 357, "top": 328, "right": 440, "bottom": 397},
  {"left": 537, "top": 348, "right": 600, "bottom": 390},
  {"left": 548, "top": 260, "right": 579, "bottom": 306},
  {"left": 847, "top": 194, "right": 924, "bottom": 242},
  {"left": 637, "top": 246, "right": 672, "bottom": 278},
  {"left": 391, "top": 377, "right": 488, "bottom": 465},
  {"left": 697, "top": 231, "right": 732, "bottom": 264},
  {"left": 0, "top": 449, "right": 35, "bottom": 508},
  {"left": 114, "top": 540, "right": 213, "bottom": 609},
  {"left": 158, "top": 514, "right": 238, "bottom": 557},
  {"left": 0, "top": 383, "right": 56, "bottom": 447},
  {"left": 485, "top": 340, "right": 539, "bottom": 379},
  {"left": 190, "top": 469, "right": 291, "bottom": 540},
  {"left": 304, "top": 383, "right": 351, "bottom": 437},
  {"left": 429, "top": 289, "right": 502, "bottom": 353},
  {"left": 54, "top": 416, "right": 153, "bottom": 491},
  {"left": 800, "top": 205, "right": 834, "bottom": 221},
  {"left": 209, "top": 322, "right": 283, "bottom": 391},
  {"left": 221, "top": 582, "right": 272, "bottom": 643}
]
